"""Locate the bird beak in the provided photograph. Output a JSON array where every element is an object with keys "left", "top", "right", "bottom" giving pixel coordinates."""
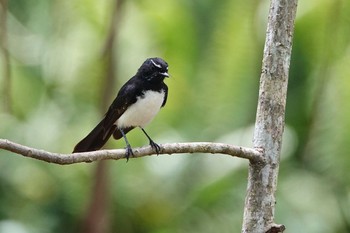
[{"left": 160, "top": 72, "right": 169, "bottom": 78}]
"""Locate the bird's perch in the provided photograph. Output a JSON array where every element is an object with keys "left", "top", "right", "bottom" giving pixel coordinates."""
[{"left": 0, "top": 139, "right": 264, "bottom": 165}]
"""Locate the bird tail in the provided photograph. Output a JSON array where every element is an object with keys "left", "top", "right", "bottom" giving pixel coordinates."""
[{"left": 73, "top": 120, "right": 116, "bottom": 153}]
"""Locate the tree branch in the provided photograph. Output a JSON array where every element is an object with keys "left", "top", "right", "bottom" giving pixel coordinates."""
[{"left": 0, "top": 139, "right": 264, "bottom": 165}]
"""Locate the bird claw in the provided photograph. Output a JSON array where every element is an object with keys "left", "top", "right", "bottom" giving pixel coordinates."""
[
  {"left": 149, "top": 140, "right": 161, "bottom": 155},
  {"left": 125, "top": 145, "right": 134, "bottom": 162}
]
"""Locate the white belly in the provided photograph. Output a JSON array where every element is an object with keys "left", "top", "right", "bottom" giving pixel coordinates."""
[{"left": 116, "top": 90, "right": 165, "bottom": 128}]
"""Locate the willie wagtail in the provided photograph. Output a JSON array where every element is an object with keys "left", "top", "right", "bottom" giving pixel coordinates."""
[{"left": 73, "top": 57, "right": 169, "bottom": 160}]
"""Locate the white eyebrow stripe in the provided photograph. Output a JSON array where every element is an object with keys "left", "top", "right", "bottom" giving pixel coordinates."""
[{"left": 151, "top": 59, "right": 162, "bottom": 69}]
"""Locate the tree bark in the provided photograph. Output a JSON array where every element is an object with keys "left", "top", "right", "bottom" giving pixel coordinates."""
[
  {"left": 241, "top": 0, "right": 298, "bottom": 232},
  {"left": 0, "top": 139, "right": 263, "bottom": 164}
]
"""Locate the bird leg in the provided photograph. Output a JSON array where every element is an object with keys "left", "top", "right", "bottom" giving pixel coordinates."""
[
  {"left": 140, "top": 128, "right": 161, "bottom": 155},
  {"left": 119, "top": 128, "right": 134, "bottom": 161}
]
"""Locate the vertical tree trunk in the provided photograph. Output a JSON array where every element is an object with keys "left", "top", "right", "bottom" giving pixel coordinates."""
[
  {"left": 0, "top": 0, "right": 12, "bottom": 113},
  {"left": 80, "top": 1, "right": 124, "bottom": 233},
  {"left": 241, "top": 0, "right": 298, "bottom": 232}
]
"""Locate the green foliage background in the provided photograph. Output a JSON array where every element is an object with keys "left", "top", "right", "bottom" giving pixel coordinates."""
[{"left": 1, "top": 0, "right": 350, "bottom": 232}]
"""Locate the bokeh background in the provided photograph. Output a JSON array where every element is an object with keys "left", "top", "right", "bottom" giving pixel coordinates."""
[{"left": 1, "top": 0, "right": 350, "bottom": 232}]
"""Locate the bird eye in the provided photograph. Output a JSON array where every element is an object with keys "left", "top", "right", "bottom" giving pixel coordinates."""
[{"left": 151, "top": 59, "right": 162, "bottom": 69}]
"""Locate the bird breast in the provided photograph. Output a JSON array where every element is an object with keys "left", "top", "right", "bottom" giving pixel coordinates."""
[{"left": 116, "top": 90, "right": 165, "bottom": 128}]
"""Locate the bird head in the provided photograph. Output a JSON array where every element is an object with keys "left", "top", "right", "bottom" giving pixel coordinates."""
[{"left": 137, "top": 57, "right": 169, "bottom": 81}]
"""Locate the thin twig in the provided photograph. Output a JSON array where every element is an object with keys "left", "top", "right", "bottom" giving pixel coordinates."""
[{"left": 0, "top": 139, "right": 264, "bottom": 165}]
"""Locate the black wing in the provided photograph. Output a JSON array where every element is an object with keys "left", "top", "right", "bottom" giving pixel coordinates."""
[
  {"left": 161, "top": 83, "right": 168, "bottom": 107},
  {"left": 101, "top": 78, "right": 140, "bottom": 130},
  {"left": 73, "top": 77, "right": 140, "bottom": 153}
]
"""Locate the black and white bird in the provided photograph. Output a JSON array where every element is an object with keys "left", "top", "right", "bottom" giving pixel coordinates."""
[{"left": 73, "top": 57, "right": 169, "bottom": 160}]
